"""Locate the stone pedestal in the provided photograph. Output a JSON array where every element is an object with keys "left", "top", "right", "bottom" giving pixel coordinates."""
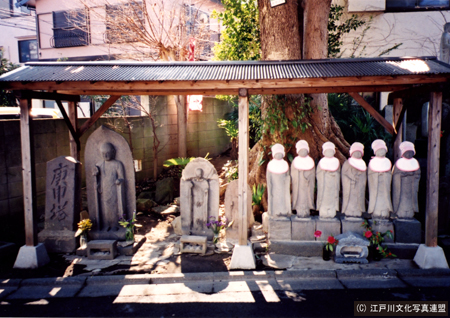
[
  {"left": 291, "top": 217, "right": 316, "bottom": 241},
  {"left": 269, "top": 216, "right": 291, "bottom": 241},
  {"left": 369, "top": 219, "right": 394, "bottom": 243},
  {"left": 394, "top": 218, "right": 421, "bottom": 243},
  {"left": 87, "top": 240, "right": 117, "bottom": 260},
  {"left": 414, "top": 244, "right": 449, "bottom": 269},
  {"left": 230, "top": 242, "right": 256, "bottom": 269},
  {"left": 316, "top": 217, "right": 341, "bottom": 242},
  {"left": 13, "top": 243, "right": 50, "bottom": 269},
  {"left": 38, "top": 230, "right": 77, "bottom": 254},
  {"left": 341, "top": 217, "right": 365, "bottom": 236}
]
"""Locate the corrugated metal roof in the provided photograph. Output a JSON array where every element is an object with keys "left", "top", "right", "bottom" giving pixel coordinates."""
[{"left": 1, "top": 57, "right": 450, "bottom": 82}]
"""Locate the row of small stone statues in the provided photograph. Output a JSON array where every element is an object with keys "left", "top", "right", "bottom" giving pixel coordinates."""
[{"left": 268, "top": 139, "right": 420, "bottom": 220}]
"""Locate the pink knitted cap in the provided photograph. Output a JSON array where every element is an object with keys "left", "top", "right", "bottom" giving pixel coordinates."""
[
  {"left": 350, "top": 142, "right": 364, "bottom": 156},
  {"left": 322, "top": 141, "right": 336, "bottom": 155},
  {"left": 296, "top": 140, "right": 309, "bottom": 153},
  {"left": 399, "top": 141, "right": 415, "bottom": 156},
  {"left": 371, "top": 139, "right": 387, "bottom": 154},
  {"left": 271, "top": 143, "right": 285, "bottom": 157}
]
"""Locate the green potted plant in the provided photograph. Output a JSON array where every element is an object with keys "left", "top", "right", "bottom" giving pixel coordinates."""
[
  {"left": 362, "top": 219, "right": 396, "bottom": 261},
  {"left": 119, "top": 211, "right": 137, "bottom": 242}
]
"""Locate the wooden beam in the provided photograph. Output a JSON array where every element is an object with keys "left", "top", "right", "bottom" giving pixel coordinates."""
[
  {"left": 55, "top": 100, "right": 78, "bottom": 142},
  {"left": 425, "top": 91, "right": 442, "bottom": 247},
  {"left": 4, "top": 75, "right": 449, "bottom": 93},
  {"left": 388, "top": 83, "right": 448, "bottom": 103},
  {"left": 393, "top": 98, "right": 404, "bottom": 162},
  {"left": 348, "top": 92, "right": 395, "bottom": 135},
  {"left": 57, "top": 84, "right": 411, "bottom": 97},
  {"left": 176, "top": 95, "right": 187, "bottom": 157},
  {"left": 68, "top": 101, "right": 80, "bottom": 161},
  {"left": 238, "top": 88, "right": 249, "bottom": 246},
  {"left": 19, "top": 97, "right": 37, "bottom": 246},
  {"left": 14, "top": 90, "right": 80, "bottom": 102},
  {"left": 78, "top": 95, "right": 121, "bottom": 137}
]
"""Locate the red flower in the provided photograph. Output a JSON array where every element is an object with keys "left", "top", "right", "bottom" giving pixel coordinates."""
[
  {"left": 327, "top": 236, "right": 336, "bottom": 244},
  {"left": 365, "top": 231, "right": 372, "bottom": 239},
  {"left": 314, "top": 230, "right": 322, "bottom": 238}
]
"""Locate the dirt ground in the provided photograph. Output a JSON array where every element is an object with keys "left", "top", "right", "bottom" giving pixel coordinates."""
[{"left": 0, "top": 151, "right": 269, "bottom": 280}]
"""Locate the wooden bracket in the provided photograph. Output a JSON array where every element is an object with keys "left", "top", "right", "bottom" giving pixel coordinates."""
[
  {"left": 79, "top": 95, "right": 121, "bottom": 137},
  {"left": 348, "top": 92, "right": 394, "bottom": 135}
]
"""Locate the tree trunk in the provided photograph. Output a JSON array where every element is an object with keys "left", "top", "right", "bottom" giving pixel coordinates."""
[{"left": 252, "top": 0, "right": 350, "bottom": 212}]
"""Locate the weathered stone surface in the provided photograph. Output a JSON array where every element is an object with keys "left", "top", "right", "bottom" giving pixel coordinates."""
[
  {"left": 316, "top": 217, "right": 341, "bottom": 242},
  {"left": 87, "top": 240, "right": 118, "bottom": 260},
  {"left": 394, "top": 218, "right": 421, "bottom": 243},
  {"left": 180, "top": 158, "right": 219, "bottom": 240},
  {"left": 180, "top": 235, "right": 207, "bottom": 254},
  {"left": 268, "top": 217, "right": 291, "bottom": 241},
  {"left": 117, "top": 236, "right": 146, "bottom": 256},
  {"left": 369, "top": 219, "right": 394, "bottom": 243},
  {"left": 342, "top": 217, "right": 365, "bottom": 236},
  {"left": 316, "top": 142, "right": 340, "bottom": 219},
  {"left": 155, "top": 178, "right": 175, "bottom": 204},
  {"left": 224, "top": 180, "right": 254, "bottom": 243},
  {"left": 267, "top": 144, "right": 291, "bottom": 218},
  {"left": 262, "top": 253, "right": 296, "bottom": 269},
  {"left": 269, "top": 241, "right": 323, "bottom": 256},
  {"left": 291, "top": 141, "right": 315, "bottom": 218},
  {"left": 334, "top": 232, "right": 369, "bottom": 264},
  {"left": 171, "top": 216, "right": 183, "bottom": 235},
  {"left": 85, "top": 126, "right": 135, "bottom": 240},
  {"left": 38, "top": 156, "right": 81, "bottom": 253},
  {"left": 414, "top": 244, "right": 449, "bottom": 269},
  {"left": 262, "top": 212, "right": 269, "bottom": 233},
  {"left": 137, "top": 191, "right": 154, "bottom": 200},
  {"left": 13, "top": 244, "right": 50, "bottom": 269},
  {"left": 136, "top": 198, "right": 156, "bottom": 213},
  {"left": 291, "top": 217, "right": 315, "bottom": 241},
  {"left": 153, "top": 205, "right": 180, "bottom": 215}
]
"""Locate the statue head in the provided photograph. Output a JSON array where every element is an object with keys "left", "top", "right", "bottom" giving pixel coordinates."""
[
  {"left": 372, "top": 139, "right": 387, "bottom": 158},
  {"left": 296, "top": 140, "right": 309, "bottom": 157},
  {"left": 195, "top": 168, "right": 204, "bottom": 179},
  {"left": 444, "top": 22, "right": 450, "bottom": 33},
  {"left": 100, "top": 142, "right": 116, "bottom": 161},
  {"left": 271, "top": 143, "right": 285, "bottom": 160},
  {"left": 322, "top": 141, "right": 335, "bottom": 158},
  {"left": 350, "top": 142, "right": 364, "bottom": 159},
  {"left": 399, "top": 141, "right": 415, "bottom": 159}
]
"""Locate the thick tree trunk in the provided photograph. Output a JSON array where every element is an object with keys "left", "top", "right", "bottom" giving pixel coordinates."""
[{"left": 252, "top": 0, "right": 350, "bottom": 213}]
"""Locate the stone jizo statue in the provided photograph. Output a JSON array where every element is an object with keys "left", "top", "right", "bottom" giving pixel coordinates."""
[
  {"left": 316, "top": 141, "right": 340, "bottom": 219},
  {"left": 368, "top": 139, "right": 393, "bottom": 219},
  {"left": 342, "top": 142, "right": 367, "bottom": 218},
  {"left": 440, "top": 23, "right": 450, "bottom": 64},
  {"left": 291, "top": 140, "right": 315, "bottom": 218},
  {"left": 267, "top": 143, "right": 291, "bottom": 218},
  {"left": 392, "top": 141, "right": 421, "bottom": 219},
  {"left": 93, "top": 142, "right": 125, "bottom": 232},
  {"left": 180, "top": 158, "right": 219, "bottom": 239}
]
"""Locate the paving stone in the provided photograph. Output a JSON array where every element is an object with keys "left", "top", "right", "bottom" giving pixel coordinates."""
[
  {"left": 7, "top": 277, "right": 86, "bottom": 300},
  {"left": 262, "top": 254, "right": 297, "bottom": 269}
]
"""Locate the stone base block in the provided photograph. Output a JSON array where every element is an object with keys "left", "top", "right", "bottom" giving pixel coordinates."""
[
  {"left": 269, "top": 217, "right": 292, "bottom": 241},
  {"left": 13, "top": 243, "right": 50, "bottom": 269},
  {"left": 369, "top": 219, "right": 394, "bottom": 243},
  {"left": 87, "top": 240, "right": 117, "bottom": 260},
  {"left": 38, "top": 229, "right": 77, "bottom": 253},
  {"left": 230, "top": 242, "right": 256, "bottom": 269},
  {"left": 316, "top": 217, "right": 341, "bottom": 242},
  {"left": 76, "top": 246, "right": 87, "bottom": 257},
  {"left": 269, "top": 240, "right": 323, "bottom": 256},
  {"left": 414, "top": 244, "right": 449, "bottom": 269},
  {"left": 117, "top": 236, "right": 146, "bottom": 256},
  {"left": 291, "top": 217, "right": 316, "bottom": 241},
  {"left": 385, "top": 243, "right": 419, "bottom": 259},
  {"left": 341, "top": 217, "right": 365, "bottom": 236},
  {"left": 394, "top": 218, "right": 421, "bottom": 243},
  {"left": 90, "top": 229, "right": 126, "bottom": 241},
  {"left": 180, "top": 235, "right": 207, "bottom": 254}
]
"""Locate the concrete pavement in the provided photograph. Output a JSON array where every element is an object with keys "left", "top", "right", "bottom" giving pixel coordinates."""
[{"left": 2, "top": 267, "right": 450, "bottom": 303}]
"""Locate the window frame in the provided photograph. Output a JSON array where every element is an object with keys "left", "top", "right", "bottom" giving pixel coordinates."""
[
  {"left": 51, "top": 9, "right": 90, "bottom": 48},
  {"left": 18, "top": 39, "right": 38, "bottom": 63}
]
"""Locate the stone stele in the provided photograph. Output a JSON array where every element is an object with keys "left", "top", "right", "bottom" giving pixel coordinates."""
[
  {"left": 180, "top": 158, "right": 219, "bottom": 240},
  {"left": 224, "top": 179, "right": 254, "bottom": 244},
  {"left": 85, "top": 125, "right": 136, "bottom": 240},
  {"left": 38, "top": 155, "right": 81, "bottom": 253}
]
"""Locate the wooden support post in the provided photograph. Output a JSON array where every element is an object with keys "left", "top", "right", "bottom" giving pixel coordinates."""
[
  {"left": 177, "top": 95, "right": 187, "bottom": 158},
  {"left": 393, "top": 98, "right": 404, "bottom": 162},
  {"left": 68, "top": 101, "right": 80, "bottom": 161},
  {"left": 19, "top": 97, "right": 37, "bottom": 246},
  {"left": 425, "top": 91, "right": 442, "bottom": 247},
  {"left": 238, "top": 88, "right": 249, "bottom": 246}
]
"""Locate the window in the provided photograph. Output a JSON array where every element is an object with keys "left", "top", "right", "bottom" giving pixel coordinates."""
[
  {"left": 18, "top": 39, "right": 38, "bottom": 62},
  {"left": 105, "top": 2, "right": 144, "bottom": 44},
  {"left": 52, "top": 9, "right": 89, "bottom": 48},
  {"left": 386, "top": 0, "right": 450, "bottom": 10}
]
